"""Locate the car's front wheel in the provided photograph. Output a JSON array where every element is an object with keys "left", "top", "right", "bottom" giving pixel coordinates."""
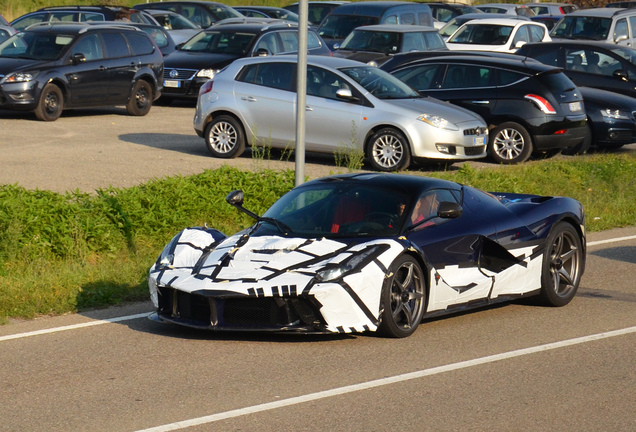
[
  {"left": 34, "top": 83, "right": 63, "bottom": 121},
  {"left": 378, "top": 255, "right": 426, "bottom": 338},
  {"left": 204, "top": 115, "right": 246, "bottom": 158},
  {"left": 538, "top": 222, "right": 584, "bottom": 307},
  {"left": 366, "top": 128, "right": 411, "bottom": 172},
  {"left": 126, "top": 80, "right": 152, "bottom": 116},
  {"left": 489, "top": 122, "right": 533, "bottom": 164}
]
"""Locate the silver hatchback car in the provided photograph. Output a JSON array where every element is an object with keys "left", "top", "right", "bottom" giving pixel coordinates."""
[{"left": 193, "top": 55, "right": 488, "bottom": 171}]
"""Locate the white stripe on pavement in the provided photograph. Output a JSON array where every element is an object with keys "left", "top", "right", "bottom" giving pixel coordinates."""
[
  {"left": 587, "top": 234, "right": 636, "bottom": 247},
  {"left": 134, "top": 325, "right": 636, "bottom": 432}
]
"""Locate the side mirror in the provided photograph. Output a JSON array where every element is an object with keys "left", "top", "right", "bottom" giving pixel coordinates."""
[
  {"left": 332, "top": 43, "right": 340, "bottom": 50},
  {"left": 514, "top": 40, "right": 526, "bottom": 49},
  {"left": 437, "top": 201, "right": 463, "bottom": 219},
  {"left": 226, "top": 189, "right": 244, "bottom": 206},
  {"left": 615, "top": 34, "right": 628, "bottom": 43},
  {"left": 71, "top": 53, "right": 86, "bottom": 64},
  {"left": 336, "top": 88, "right": 355, "bottom": 100},
  {"left": 254, "top": 48, "right": 270, "bottom": 57}
]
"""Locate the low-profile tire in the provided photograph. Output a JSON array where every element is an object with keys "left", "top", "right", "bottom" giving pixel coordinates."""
[
  {"left": 34, "top": 83, "right": 63, "bottom": 121},
  {"left": 378, "top": 255, "right": 426, "bottom": 338},
  {"left": 126, "top": 80, "right": 152, "bottom": 116},
  {"left": 204, "top": 115, "right": 246, "bottom": 158},
  {"left": 562, "top": 123, "right": 592, "bottom": 156},
  {"left": 538, "top": 222, "right": 584, "bottom": 307},
  {"left": 366, "top": 128, "right": 411, "bottom": 172},
  {"left": 489, "top": 122, "right": 533, "bottom": 164}
]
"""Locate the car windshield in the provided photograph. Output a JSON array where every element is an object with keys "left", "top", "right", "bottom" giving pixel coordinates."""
[
  {"left": 157, "top": 13, "right": 199, "bottom": 30},
  {"left": 448, "top": 23, "right": 513, "bottom": 45},
  {"left": 551, "top": 16, "right": 611, "bottom": 40},
  {"left": 261, "top": 182, "right": 410, "bottom": 238},
  {"left": 340, "top": 65, "right": 420, "bottom": 99},
  {"left": 0, "top": 32, "right": 75, "bottom": 60},
  {"left": 180, "top": 30, "right": 256, "bottom": 54},
  {"left": 339, "top": 30, "right": 401, "bottom": 53}
]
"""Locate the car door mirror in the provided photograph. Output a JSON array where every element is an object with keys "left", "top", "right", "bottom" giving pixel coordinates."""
[
  {"left": 254, "top": 48, "right": 270, "bottom": 57},
  {"left": 336, "top": 88, "right": 354, "bottom": 100},
  {"left": 332, "top": 43, "right": 340, "bottom": 50},
  {"left": 226, "top": 189, "right": 244, "bottom": 206},
  {"left": 71, "top": 53, "right": 86, "bottom": 64},
  {"left": 615, "top": 34, "right": 628, "bottom": 43},
  {"left": 437, "top": 201, "right": 463, "bottom": 219},
  {"left": 514, "top": 40, "right": 526, "bottom": 49}
]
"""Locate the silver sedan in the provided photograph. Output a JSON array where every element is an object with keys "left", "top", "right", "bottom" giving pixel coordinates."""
[{"left": 194, "top": 55, "right": 488, "bottom": 171}]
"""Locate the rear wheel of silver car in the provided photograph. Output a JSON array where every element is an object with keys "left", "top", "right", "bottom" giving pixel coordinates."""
[
  {"left": 367, "top": 128, "right": 411, "bottom": 172},
  {"left": 562, "top": 123, "right": 592, "bottom": 156},
  {"left": 378, "top": 255, "right": 426, "bottom": 338},
  {"left": 34, "top": 83, "right": 63, "bottom": 121},
  {"left": 538, "top": 222, "right": 584, "bottom": 307},
  {"left": 127, "top": 80, "right": 153, "bottom": 116},
  {"left": 489, "top": 122, "right": 533, "bottom": 164},
  {"left": 205, "top": 115, "right": 246, "bottom": 158}
]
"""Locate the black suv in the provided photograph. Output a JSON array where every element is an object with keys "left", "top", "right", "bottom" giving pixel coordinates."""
[
  {"left": 0, "top": 23, "right": 163, "bottom": 121},
  {"left": 161, "top": 19, "right": 331, "bottom": 100},
  {"left": 382, "top": 53, "right": 587, "bottom": 164}
]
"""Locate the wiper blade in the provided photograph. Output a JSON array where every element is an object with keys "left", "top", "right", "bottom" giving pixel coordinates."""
[{"left": 258, "top": 217, "right": 294, "bottom": 235}]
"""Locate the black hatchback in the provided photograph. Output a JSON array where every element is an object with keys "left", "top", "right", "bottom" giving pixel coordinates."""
[
  {"left": 0, "top": 23, "right": 163, "bottom": 121},
  {"left": 382, "top": 53, "right": 587, "bottom": 164}
]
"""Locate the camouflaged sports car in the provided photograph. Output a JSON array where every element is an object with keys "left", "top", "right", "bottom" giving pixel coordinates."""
[{"left": 148, "top": 173, "right": 586, "bottom": 338}]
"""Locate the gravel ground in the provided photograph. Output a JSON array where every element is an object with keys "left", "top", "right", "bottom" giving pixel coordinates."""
[{"left": 0, "top": 102, "right": 633, "bottom": 193}]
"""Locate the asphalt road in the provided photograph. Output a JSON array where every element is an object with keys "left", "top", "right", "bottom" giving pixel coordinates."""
[{"left": 1, "top": 104, "right": 635, "bottom": 432}]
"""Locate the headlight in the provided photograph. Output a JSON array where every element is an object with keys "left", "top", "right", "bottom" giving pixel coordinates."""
[
  {"left": 417, "top": 114, "right": 459, "bottom": 131},
  {"left": 316, "top": 246, "right": 379, "bottom": 282},
  {"left": 601, "top": 109, "right": 630, "bottom": 120},
  {"left": 4, "top": 72, "right": 36, "bottom": 83},
  {"left": 197, "top": 69, "right": 218, "bottom": 79},
  {"left": 156, "top": 233, "right": 180, "bottom": 268}
]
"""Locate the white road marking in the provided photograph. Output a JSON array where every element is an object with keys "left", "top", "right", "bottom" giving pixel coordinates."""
[
  {"left": 587, "top": 234, "right": 636, "bottom": 247},
  {"left": 135, "top": 325, "right": 636, "bottom": 432},
  {"left": 0, "top": 312, "right": 150, "bottom": 342}
]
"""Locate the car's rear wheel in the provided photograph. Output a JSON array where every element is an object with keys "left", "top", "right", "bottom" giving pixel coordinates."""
[
  {"left": 378, "top": 255, "right": 426, "bottom": 338},
  {"left": 562, "top": 123, "right": 592, "bottom": 155},
  {"left": 204, "top": 115, "right": 246, "bottom": 158},
  {"left": 366, "top": 128, "right": 411, "bottom": 172},
  {"left": 489, "top": 122, "right": 533, "bottom": 164},
  {"left": 34, "top": 83, "right": 63, "bottom": 121},
  {"left": 127, "top": 80, "right": 152, "bottom": 116},
  {"left": 538, "top": 222, "right": 584, "bottom": 307}
]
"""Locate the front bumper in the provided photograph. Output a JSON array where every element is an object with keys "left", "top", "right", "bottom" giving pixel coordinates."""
[{"left": 0, "top": 81, "right": 40, "bottom": 111}]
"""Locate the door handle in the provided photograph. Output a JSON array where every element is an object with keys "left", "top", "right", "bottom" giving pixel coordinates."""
[
  {"left": 306, "top": 106, "right": 313, "bottom": 111},
  {"left": 241, "top": 96, "right": 257, "bottom": 102},
  {"left": 471, "top": 100, "right": 490, "bottom": 104}
]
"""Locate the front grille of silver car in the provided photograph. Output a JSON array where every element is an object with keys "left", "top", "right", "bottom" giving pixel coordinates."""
[
  {"left": 163, "top": 68, "right": 197, "bottom": 80},
  {"left": 463, "top": 126, "right": 488, "bottom": 136}
]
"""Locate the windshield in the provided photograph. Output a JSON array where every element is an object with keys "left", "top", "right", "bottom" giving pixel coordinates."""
[
  {"left": 449, "top": 23, "right": 513, "bottom": 45},
  {"left": 551, "top": 16, "right": 611, "bottom": 40},
  {"left": 180, "top": 30, "right": 256, "bottom": 54},
  {"left": 340, "top": 65, "right": 420, "bottom": 99},
  {"left": 0, "top": 32, "right": 74, "bottom": 60},
  {"left": 339, "top": 30, "right": 401, "bottom": 53},
  {"left": 261, "top": 182, "right": 410, "bottom": 238}
]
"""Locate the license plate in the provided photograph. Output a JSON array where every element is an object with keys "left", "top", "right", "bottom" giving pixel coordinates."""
[
  {"left": 474, "top": 136, "right": 486, "bottom": 146},
  {"left": 569, "top": 101, "right": 582, "bottom": 112},
  {"left": 164, "top": 80, "right": 180, "bottom": 88}
]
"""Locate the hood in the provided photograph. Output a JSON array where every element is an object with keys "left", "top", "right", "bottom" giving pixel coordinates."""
[
  {"left": 164, "top": 50, "right": 242, "bottom": 70},
  {"left": 579, "top": 86, "right": 636, "bottom": 110},
  {"left": 333, "top": 50, "right": 389, "bottom": 63},
  {"left": 0, "top": 58, "right": 52, "bottom": 75}
]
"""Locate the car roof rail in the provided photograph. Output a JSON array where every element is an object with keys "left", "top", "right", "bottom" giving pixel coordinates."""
[{"left": 209, "top": 17, "right": 285, "bottom": 27}]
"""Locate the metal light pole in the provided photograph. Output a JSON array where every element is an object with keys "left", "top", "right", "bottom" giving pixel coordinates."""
[{"left": 294, "top": 0, "right": 308, "bottom": 186}]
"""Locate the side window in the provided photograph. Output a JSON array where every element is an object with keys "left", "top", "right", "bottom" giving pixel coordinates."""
[
  {"left": 253, "top": 33, "right": 280, "bottom": 55},
  {"left": 497, "top": 70, "right": 527, "bottom": 86},
  {"left": 630, "top": 16, "right": 636, "bottom": 37},
  {"left": 402, "top": 32, "right": 424, "bottom": 52},
  {"left": 238, "top": 62, "right": 294, "bottom": 91},
  {"left": 72, "top": 33, "right": 104, "bottom": 61},
  {"left": 278, "top": 31, "right": 298, "bottom": 53},
  {"left": 614, "top": 18, "right": 628, "bottom": 41},
  {"left": 307, "top": 32, "right": 321, "bottom": 49},
  {"left": 384, "top": 14, "right": 398, "bottom": 25},
  {"left": 410, "top": 189, "right": 457, "bottom": 230},
  {"left": 102, "top": 32, "right": 130, "bottom": 58},
  {"left": 443, "top": 65, "right": 490, "bottom": 89},
  {"left": 565, "top": 49, "right": 586, "bottom": 72},
  {"left": 528, "top": 25, "right": 546, "bottom": 42},
  {"left": 392, "top": 64, "right": 440, "bottom": 90},
  {"left": 531, "top": 49, "right": 559, "bottom": 67},
  {"left": 12, "top": 14, "right": 47, "bottom": 31},
  {"left": 401, "top": 13, "right": 415, "bottom": 25},
  {"left": 81, "top": 13, "right": 105, "bottom": 22},
  {"left": 306, "top": 65, "right": 352, "bottom": 100},
  {"left": 512, "top": 25, "right": 530, "bottom": 46},
  {"left": 50, "top": 12, "right": 77, "bottom": 23},
  {"left": 125, "top": 32, "right": 154, "bottom": 56}
]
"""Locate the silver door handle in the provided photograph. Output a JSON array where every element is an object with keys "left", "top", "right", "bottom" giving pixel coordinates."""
[
  {"left": 306, "top": 106, "right": 313, "bottom": 111},
  {"left": 241, "top": 96, "right": 257, "bottom": 102}
]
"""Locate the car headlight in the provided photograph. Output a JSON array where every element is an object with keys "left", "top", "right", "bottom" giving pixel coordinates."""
[
  {"left": 156, "top": 233, "right": 181, "bottom": 269},
  {"left": 197, "top": 69, "right": 218, "bottom": 79},
  {"left": 316, "top": 246, "right": 379, "bottom": 282},
  {"left": 4, "top": 72, "right": 36, "bottom": 83},
  {"left": 601, "top": 109, "right": 630, "bottom": 121},
  {"left": 417, "top": 114, "right": 459, "bottom": 131}
]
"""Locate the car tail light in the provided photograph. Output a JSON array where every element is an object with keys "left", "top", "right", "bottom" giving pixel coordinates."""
[
  {"left": 553, "top": 129, "right": 566, "bottom": 135},
  {"left": 525, "top": 94, "right": 557, "bottom": 114},
  {"left": 199, "top": 79, "right": 214, "bottom": 96}
]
